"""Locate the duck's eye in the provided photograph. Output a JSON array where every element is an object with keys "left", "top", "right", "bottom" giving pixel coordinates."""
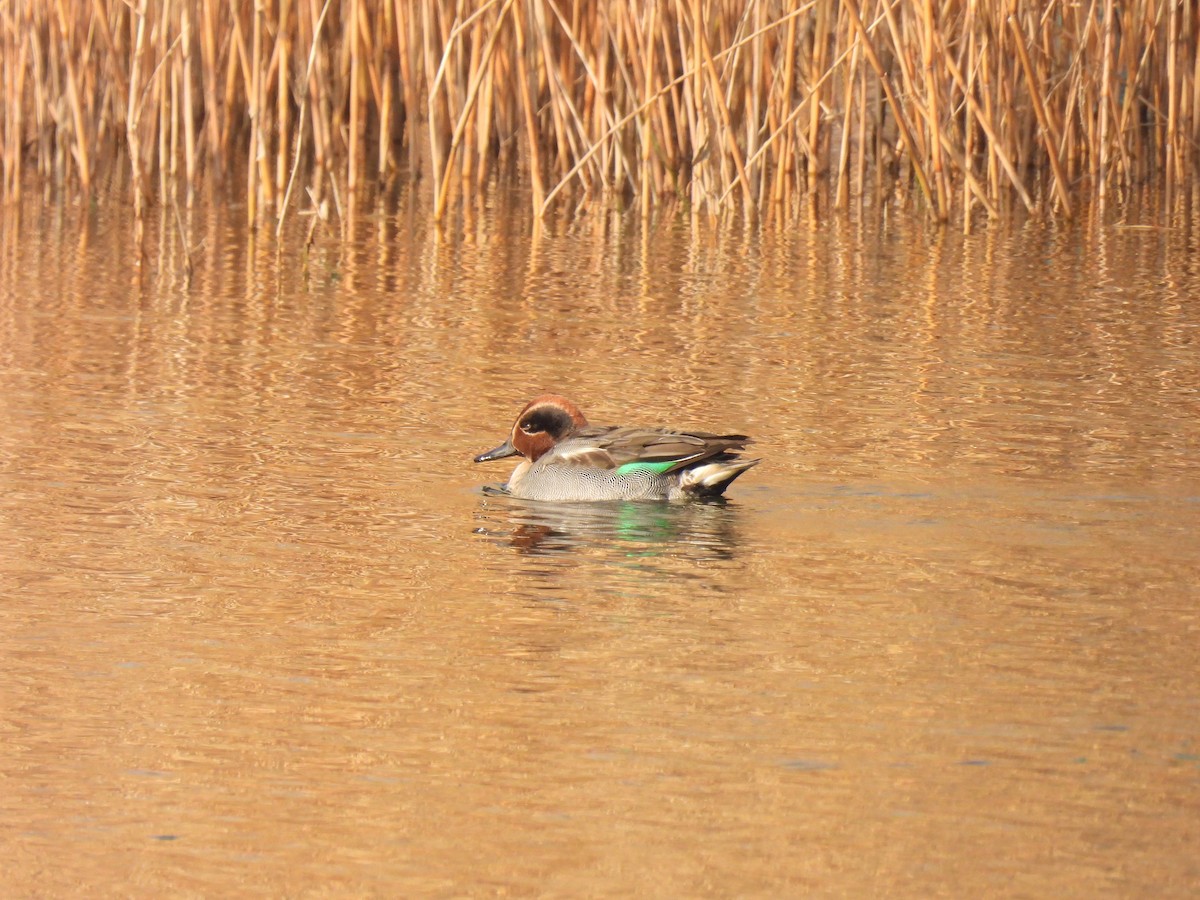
[{"left": 520, "top": 421, "right": 539, "bottom": 434}]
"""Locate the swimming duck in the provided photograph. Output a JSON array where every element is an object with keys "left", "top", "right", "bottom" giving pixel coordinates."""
[{"left": 474, "top": 394, "right": 759, "bottom": 501}]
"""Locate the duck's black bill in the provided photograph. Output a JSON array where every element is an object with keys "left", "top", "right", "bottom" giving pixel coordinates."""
[{"left": 474, "top": 440, "right": 519, "bottom": 463}]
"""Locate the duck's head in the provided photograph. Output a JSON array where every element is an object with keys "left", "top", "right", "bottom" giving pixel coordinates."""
[{"left": 474, "top": 394, "right": 589, "bottom": 464}]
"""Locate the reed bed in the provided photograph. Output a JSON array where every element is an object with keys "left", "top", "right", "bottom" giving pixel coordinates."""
[{"left": 2, "top": 0, "right": 1197, "bottom": 227}]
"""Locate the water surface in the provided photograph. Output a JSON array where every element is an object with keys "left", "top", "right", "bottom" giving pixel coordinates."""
[{"left": 2, "top": 190, "right": 1198, "bottom": 895}]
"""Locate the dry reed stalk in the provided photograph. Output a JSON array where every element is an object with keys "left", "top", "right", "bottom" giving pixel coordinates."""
[
  {"left": 1006, "top": 9, "right": 1071, "bottom": 216},
  {"left": 199, "top": 0, "right": 219, "bottom": 164},
  {"left": 921, "top": 0, "right": 947, "bottom": 220},
  {"left": 181, "top": 2, "right": 197, "bottom": 204},
  {"left": 879, "top": 0, "right": 926, "bottom": 162},
  {"left": 432, "top": 0, "right": 516, "bottom": 221},
  {"left": 395, "top": 0, "right": 419, "bottom": 165},
  {"left": 3, "top": 5, "right": 25, "bottom": 198},
  {"left": 1193, "top": 13, "right": 1200, "bottom": 167},
  {"left": 2, "top": 0, "right": 1198, "bottom": 226},
  {"left": 347, "top": 0, "right": 360, "bottom": 194},
  {"left": 278, "top": 0, "right": 334, "bottom": 239},
  {"left": 512, "top": 0, "right": 546, "bottom": 212},
  {"left": 54, "top": 0, "right": 91, "bottom": 193},
  {"left": 127, "top": 0, "right": 148, "bottom": 228},
  {"left": 165, "top": 25, "right": 177, "bottom": 199},
  {"left": 638, "top": 4, "right": 658, "bottom": 216},
  {"left": 697, "top": 5, "right": 753, "bottom": 204},
  {"left": 424, "top": 1, "right": 447, "bottom": 211},
  {"left": 305, "top": 0, "right": 332, "bottom": 174},
  {"left": 275, "top": 1, "right": 291, "bottom": 199},
  {"left": 771, "top": 0, "right": 799, "bottom": 207},
  {"left": 942, "top": 39, "right": 1034, "bottom": 212},
  {"left": 805, "top": 0, "right": 829, "bottom": 191},
  {"left": 721, "top": 9, "right": 861, "bottom": 207},
  {"left": 378, "top": 7, "right": 393, "bottom": 182},
  {"left": 1098, "top": 0, "right": 1115, "bottom": 201},
  {"left": 246, "top": 1, "right": 261, "bottom": 224},
  {"left": 835, "top": 39, "right": 856, "bottom": 209},
  {"left": 157, "top": 0, "right": 169, "bottom": 200},
  {"left": 845, "top": 0, "right": 934, "bottom": 207}
]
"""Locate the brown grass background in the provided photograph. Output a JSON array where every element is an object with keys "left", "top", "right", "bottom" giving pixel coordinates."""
[{"left": 3, "top": 1, "right": 1197, "bottom": 227}]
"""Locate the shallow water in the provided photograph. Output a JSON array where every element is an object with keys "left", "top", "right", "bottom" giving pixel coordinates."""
[{"left": 2, "top": 188, "right": 1198, "bottom": 895}]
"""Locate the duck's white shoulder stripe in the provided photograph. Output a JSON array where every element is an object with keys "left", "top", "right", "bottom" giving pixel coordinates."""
[{"left": 550, "top": 445, "right": 617, "bottom": 469}]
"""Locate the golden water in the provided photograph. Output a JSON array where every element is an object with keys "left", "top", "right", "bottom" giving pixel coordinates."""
[{"left": 1, "top": 188, "right": 1198, "bottom": 896}]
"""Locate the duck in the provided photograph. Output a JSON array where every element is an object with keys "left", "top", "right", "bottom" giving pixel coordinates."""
[{"left": 473, "top": 394, "right": 759, "bottom": 502}]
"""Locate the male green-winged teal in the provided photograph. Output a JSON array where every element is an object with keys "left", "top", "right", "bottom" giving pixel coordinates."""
[{"left": 474, "top": 394, "right": 759, "bottom": 501}]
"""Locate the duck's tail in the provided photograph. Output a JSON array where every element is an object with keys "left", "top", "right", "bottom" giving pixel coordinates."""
[{"left": 678, "top": 457, "right": 761, "bottom": 498}]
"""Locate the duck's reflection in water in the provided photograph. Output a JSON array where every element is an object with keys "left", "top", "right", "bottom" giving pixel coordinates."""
[{"left": 472, "top": 487, "right": 744, "bottom": 564}]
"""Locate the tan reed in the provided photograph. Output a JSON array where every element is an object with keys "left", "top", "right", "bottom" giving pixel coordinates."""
[{"left": 1, "top": 0, "right": 1196, "bottom": 229}]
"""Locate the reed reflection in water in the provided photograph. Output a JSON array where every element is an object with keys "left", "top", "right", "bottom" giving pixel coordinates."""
[{"left": 0, "top": 184, "right": 1197, "bottom": 896}]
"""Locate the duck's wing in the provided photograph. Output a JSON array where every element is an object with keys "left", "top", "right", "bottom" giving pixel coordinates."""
[
  {"left": 551, "top": 426, "right": 752, "bottom": 473},
  {"left": 544, "top": 426, "right": 624, "bottom": 468}
]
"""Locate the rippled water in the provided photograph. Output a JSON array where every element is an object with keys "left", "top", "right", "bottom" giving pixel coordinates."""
[{"left": 2, "top": 188, "right": 1198, "bottom": 895}]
